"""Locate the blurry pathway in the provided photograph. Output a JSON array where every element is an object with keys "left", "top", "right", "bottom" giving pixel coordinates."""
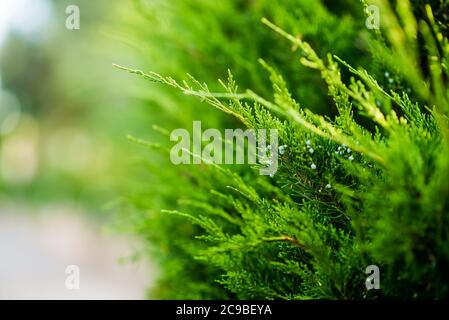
[{"left": 0, "top": 202, "right": 156, "bottom": 299}]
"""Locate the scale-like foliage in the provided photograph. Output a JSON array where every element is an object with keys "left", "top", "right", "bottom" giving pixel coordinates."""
[{"left": 118, "top": 0, "right": 449, "bottom": 299}]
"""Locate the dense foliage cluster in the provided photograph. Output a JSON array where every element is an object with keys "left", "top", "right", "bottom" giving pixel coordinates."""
[{"left": 118, "top": 0, "right": 449, "bottom": 299}]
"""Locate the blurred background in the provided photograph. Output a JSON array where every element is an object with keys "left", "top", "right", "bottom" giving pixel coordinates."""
[
  {"left": 0, "top": 0, "right": 371, "bottom": 300},
  {"left": 0, "top": 0, "right": 156, "bottom": 299}
]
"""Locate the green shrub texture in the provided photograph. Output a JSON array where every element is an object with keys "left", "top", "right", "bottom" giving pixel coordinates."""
[{"left": 117, "top": 0, "right": 449, "bottom": 299}]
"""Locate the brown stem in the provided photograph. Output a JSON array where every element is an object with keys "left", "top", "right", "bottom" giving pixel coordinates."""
[{"left": 263, "top": 235, "right": 307, "bottom": 250}]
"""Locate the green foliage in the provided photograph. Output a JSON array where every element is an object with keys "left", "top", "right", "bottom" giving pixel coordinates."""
[{"left": 118, "top": 0, "right": 449, "bottom": 299}]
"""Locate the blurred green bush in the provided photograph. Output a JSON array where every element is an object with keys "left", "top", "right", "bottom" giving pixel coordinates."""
[{"left": 0, "top": 0, "right": 149, "bottom": 210}]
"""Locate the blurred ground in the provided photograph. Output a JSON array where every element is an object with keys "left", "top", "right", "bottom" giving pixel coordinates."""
[{"left": 0, "top": 202, "right": 155, "bottom": 299}]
